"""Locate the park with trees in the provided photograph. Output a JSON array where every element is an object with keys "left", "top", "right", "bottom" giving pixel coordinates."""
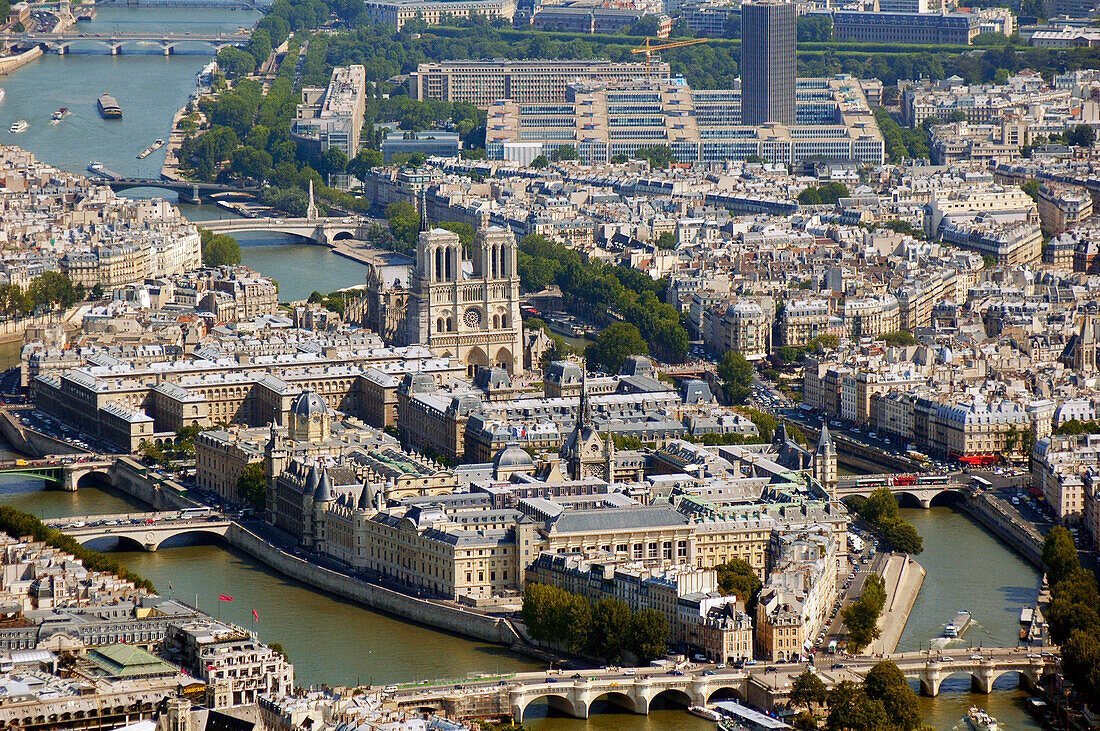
[
  {"left": 522, "top": 583, "right": 668, "bottom": 664},
  {"left": 845, "top": 488, "right": 924, "bottom": 556}
]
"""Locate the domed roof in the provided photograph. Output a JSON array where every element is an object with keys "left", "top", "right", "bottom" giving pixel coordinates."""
[
  {"left": 494, "top": 442, "right": 535, "bottom": 469},
  {"left": 291, "top": 390, "right": 327, "bottom": 418}
]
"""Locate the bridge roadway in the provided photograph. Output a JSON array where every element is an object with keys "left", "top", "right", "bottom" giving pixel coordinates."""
[
  {"left": 389, "top": 646, "right": 1058, "bottom": 720},
  {"left": 0, "top": 456, "right": 114, "bottom": 491},
  {"left": 95, "top": 176, "right": 262, "bottom": 203},
  {"left": 200, "top": 215, "right": 369, "bottom": 245},
  {"left": 0, "top": 31, "right": 246, "bottom": 54},
  {"left": 48, "top": 510, "right": 231, "bottom": 551},
  {"left": 834, "top": 473, "right": 973, "bottom": 508}
]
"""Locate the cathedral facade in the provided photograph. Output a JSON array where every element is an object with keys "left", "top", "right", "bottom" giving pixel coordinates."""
[{"left": 366, "top": 222, "right": 524, "bottom": 375}]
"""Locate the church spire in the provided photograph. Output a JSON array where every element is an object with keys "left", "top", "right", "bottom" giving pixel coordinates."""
[
  {"left": 579, "top": 362, "right": 592, "bottom": 429},
  {"left": 418, "top": 188, "right": 429, "bottom": 233}
]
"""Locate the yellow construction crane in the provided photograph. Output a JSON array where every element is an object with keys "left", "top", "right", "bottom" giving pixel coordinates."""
[{"left": 630, "top": 37, "right": 709, "bottom": 62}]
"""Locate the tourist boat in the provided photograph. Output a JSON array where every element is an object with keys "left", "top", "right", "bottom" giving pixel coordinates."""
[
  {"left": 97, "top": 93, "right": 122, "bottom": 120},
  {"left": 964, "top": 707, "right": 999, "bottom": 731},
  {"left": 0, "top": 89, "right": 6, "bottom": 105},
  {"left": 51, "top": 107, "right": 68, "bottom": 122},
  {"left": 688, "top": 706, "right": 723, "bottom": 722},
  {"left": 137, "top": 139, "right": 165, "bottom": 159},
  {"left": 9, "top": 120, "right": 28, "bottom": 134}
]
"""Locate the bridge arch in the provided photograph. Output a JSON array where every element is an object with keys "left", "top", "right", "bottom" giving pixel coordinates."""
[
  {"left": 79, "top": 534, "right": 147, "bottom": 553},
  {"left": 893, "top": 491, "right": 927, "bottom": 509},
  {"left": 707, "top": 685, "right": 746, "bottom": 704},
  {"left": 928, "top": 489, "right": 967, "bottom": 508},
  {"left": 517, "top": 693, "right": 577, "bottom": 720},
  {"left": 75, "top": 470, "right": 112, "bottom": 490},
  {"left": 588, "top": 690, "right": 641, "bottom": 715},
  {"left": 647, "top": 688, "right": 692, "bottom": 712},
  {"left": 332, "top": 230, "right": 355, "bottom": 241},
  {"left": 154, "top": 528, "right": 227, "bottom": 550}
]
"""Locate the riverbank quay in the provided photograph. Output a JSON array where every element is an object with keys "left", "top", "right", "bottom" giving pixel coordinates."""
[
  {"left": 0, "top": 46, "right": 43, "bottom": 75},
  {"left": 959, "top": 490, "right": 1045, "bottom": 568},
  {"left": 870, "top": 552, "right": 926, "bottom": 655}
]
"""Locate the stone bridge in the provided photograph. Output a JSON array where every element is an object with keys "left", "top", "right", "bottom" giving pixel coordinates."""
[
  {"left": 834, "top": 473, "right": 975, "bottom": 508},
  {"left": 99, "top": 177, "right": 262, "bottom": 204},
  {"left": 390, "top": 646, "right": 1058, "bottom": 720},
  {"left": 200, "top": 216, "right": 368, "bottom": 246},
  {"left": 0, "top": 31, "right": 246, "bottom": 55},
  {"left": 0, "top": 457, "right": 114, "bottom": 491},
  {"left": 49, "top": 511, "right": 232, "bottom": 551}
]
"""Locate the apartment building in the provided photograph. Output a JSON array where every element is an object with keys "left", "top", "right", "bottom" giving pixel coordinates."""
[
  {"left": 164, "top": 620, "right": 294, "bottom": 710},
  {"left": 486, "top": 77, "right": 885, "bottom": 166},
  {"left": 829, "top": 10, "right": 980, "bottom": 45},
  {"left": 362, "top": 0, "right": 515, "bottom": 28},
  {"left": 409, "top": 59, "right": 670, "bottom": 107},
  {"left": 292, "top": 65, "right": 368, "bottom": 165}
]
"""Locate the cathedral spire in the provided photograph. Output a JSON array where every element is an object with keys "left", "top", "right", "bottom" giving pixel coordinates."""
[
  {"left": 418, "top": 188, "right": 429, "bottom": 233},
  {"left": 579, "top": 361, "right": 592, "bottom": 429}
]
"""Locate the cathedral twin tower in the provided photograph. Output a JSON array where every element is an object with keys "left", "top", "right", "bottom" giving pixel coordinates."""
[{"left": 367, "top": 214, "right": 525, "bottom": 376}]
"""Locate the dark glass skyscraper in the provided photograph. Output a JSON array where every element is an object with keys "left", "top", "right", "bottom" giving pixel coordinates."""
[{"left": 740, "top": 0, "right": 796, "bottom": 126}]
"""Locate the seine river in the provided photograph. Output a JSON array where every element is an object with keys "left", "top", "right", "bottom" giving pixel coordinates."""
[{"left": 0, "top": 7, "right": 1045, "bottom": 728}]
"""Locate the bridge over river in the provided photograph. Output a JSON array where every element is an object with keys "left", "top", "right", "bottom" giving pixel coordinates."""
[
  {"left": 389, "top": 647, "right": 1058, "bottom": 720},
  {"left": 0, "top": 31, "right": 246, "bottom": 55},
  {"left": 47, "top": 510, "right": 232, "bottom": 551},
  {"left": 0, "top": 456, "right": 114, "bottom": 491}
]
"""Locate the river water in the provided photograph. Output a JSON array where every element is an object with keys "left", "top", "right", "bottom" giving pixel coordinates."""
[{"left": 0, "top": 8, "right": 1046, "bottom": 729}]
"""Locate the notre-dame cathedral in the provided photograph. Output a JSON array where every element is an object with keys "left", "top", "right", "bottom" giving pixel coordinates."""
[{"left": 365, "top": 205, "right": 524, "bottom": 375}]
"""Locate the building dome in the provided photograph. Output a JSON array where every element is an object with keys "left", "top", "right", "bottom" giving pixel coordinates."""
[
  {"left": 291, "top": 390, "right": 328, "bottom": 418},
  {"left": 289, "top": 389, "right": 331, "bottom": 443},
  {"left": 494, "top": 442, "right": 535, "bottom": 470}
]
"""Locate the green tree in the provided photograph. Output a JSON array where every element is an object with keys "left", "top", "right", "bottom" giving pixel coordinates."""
[
  {"left": 385, "top": 201, "right": 420, "bottom": 253},
  {"left": 877, "top": 330, "right": 918, "bottom": 346},
  {"left": 550, "top": 145, "right": 579, "bottom": 162},
  {"left": 586, "top": 322, "right": 649, "bottom": 374},
  {"left": 715, "top": 558, "right": 762, "bottom": 604},
  {"left": 199, "top": 229, "right": 242, "bottom": 267},
  {"left": 1021, "top": 179, "right": 1041, "bottom": 202},
  {"left": 437, "top": 221, "right": 475, "bottom": 251},
  {"left": 230, "top": 146, "right": 273, "bottom": 181},
  {"left": 1062, "top": 628, "right": 1100, "bottom": 710},
  {"left": 530, "top": 155, "right": 549, "bottom": 169},
  {"left": 1043, "top": 526, "right": 1079, "bottom": 587},
  {"left": 217, "top": 46, "right": 256, "bottom": 79},
  {"left": 842, "top": 574, "right": 886, "bottom": 653},
  {"left": 236, "top": 462, "right": 267, "bottom": 511},
  {"left": 656, "top": 231, "right": 677, "bottom": 250},
  {"left": 318, "top": 146, "right": 349, "bottom": 184},
  {"left": 791, "top": 669, "right": 829, "bottom": 709},
  {"left": 347, "top": 148, "right": 383, "bottom": 181},
  {"left": 798, "top": 187, "right": 823, "bottom": 205},
  {"left": 611, "top": 153, "right": 629, "bottom": 164},
  {"left": 826, "top": 681, "right": 889, "bottom": 731},
  {"left": 28, "top": 272, "right": 78, "bottom": 310},
  {"left": 634, "top": 145, "right": 675, "bottom": 169},
  {"left": 881, "top": 520, "right": 923, "bottom": 555},
  {"left": 862, "top": 662, "right": 921, "bottom": 731},
  {"left": 628, "top": 608, "right": 668, "bottom": 664},
  {"left": 1066, "top": 124, "right": 1096, "bottom": 148},
  {"left": 589, "top": 598, "right": 632, "bottom": 663},
  {"left": 718, "top": 350, "right": 754, "bottom": 404},
  {"left": 862, "top": 488, "right": 900, "bottom": 525}
]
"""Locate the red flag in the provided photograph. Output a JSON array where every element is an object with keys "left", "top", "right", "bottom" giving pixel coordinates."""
[
  {"left": 207, "top": 664, "right": 216, "bottom": 671},
  {"left": 218, "top": 595, "right": 233, "bottom": 602},
  {"left": 252, "top": 609, "right": 259, "bottom": 622}
]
